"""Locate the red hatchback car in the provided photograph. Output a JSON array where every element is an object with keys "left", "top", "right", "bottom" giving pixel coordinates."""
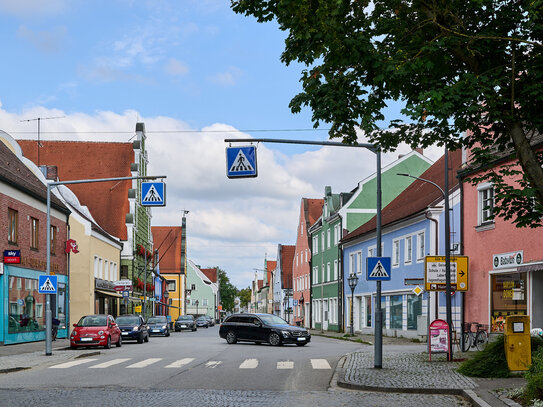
[{"left": 70, "top": 314, "right": 122, "bottom": 349}]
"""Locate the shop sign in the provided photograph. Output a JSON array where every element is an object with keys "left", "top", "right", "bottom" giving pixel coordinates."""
[
  {"left": 493, "top": 251, "right": 523, "bottom": 269},
  {"left": 113, "top": 279, "right": 133, "bottom": 291},
  {"left": 65, "top": 239, "right": 79, "bottom": 254},
  {"left": 3, "top": 249, "right": 21, "bottom": 264},
  {"left": 95, "top": 278, "right": 116, "bottom": 291}
]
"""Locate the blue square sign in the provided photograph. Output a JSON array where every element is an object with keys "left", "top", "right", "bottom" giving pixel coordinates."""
[
  {"left": 367, "top": 257, "right": 391, "bottom": 281},
  {"left": 226, "top": 146, "right": 257, "bottom": 178},
  {"left": 141, "top": 182, "right": 166, "bottom": 206},
  {"left": 38, "top": 275, "right": 58, "bottom": 294}
]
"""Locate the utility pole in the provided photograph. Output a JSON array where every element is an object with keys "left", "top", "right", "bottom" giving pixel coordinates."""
[{"left": 20, "top": 116, "right": 65, "bottom": 167}]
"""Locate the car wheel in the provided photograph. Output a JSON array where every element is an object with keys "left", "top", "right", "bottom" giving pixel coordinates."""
[
  {"left": 144, "top": 333, "right": 149, "bottom": 343},
  {"left": 70, "top": 345, "right": 77, "bottom": 350},
  {"left": 166, "top": 331, "right": 170, "bottom": 337},
  {"left": 137, "top": 333, "right": 144, "bottom": 344},
  {"left": 268, "top": 332, "right": 281, "bottom": 346},
  {"left": 296, "top": 343, "right": 307, "bottom": 346},
  {"left": 226, "top": 330, "right": 237, "bottom": 344},
  {"left": 116, "top": 335, "right": 122, "bottom": 347},
  {"left": 175, "top": 328, "right": 180, "bottom": 332},
  {"left": 192, "top": 328, "right": 197, "bottom": 332},
  {"left": 105, "top": 336, "right": 111, "bottom": 349}
]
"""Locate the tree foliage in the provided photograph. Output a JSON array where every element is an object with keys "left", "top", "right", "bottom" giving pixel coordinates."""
[
  {"left": 237, "top": 287, "right": 252, "bottom": 309},
  {"left": 232, "top": 0, "right": 543, "bottom": 227},
  {"left": 218, "top": 268, "right": 237, "bottom": 312}
]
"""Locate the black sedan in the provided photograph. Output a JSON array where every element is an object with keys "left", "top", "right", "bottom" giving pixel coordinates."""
[
  {"left": 116, "top": 314, "right": 149, "bottom": 343},
  {"left": 196, "top": 316, "right": 209, "bottom": 328},
  {"left": 147, "top": 315, "right": 170, "bottom": 336},
  {"left": 219, "top": 313, "right": 311, "bottom": 346},
  {"left": 174, "top": 315, "right": 197, "bottom": 332}
]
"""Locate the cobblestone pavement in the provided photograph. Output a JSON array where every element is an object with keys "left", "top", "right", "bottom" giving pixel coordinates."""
[
  {"left": 0, "top": 388, "right": 468, "bottom": 407},
  {"left": 340, "top": 352, "right": 477, "bottom": 391}
]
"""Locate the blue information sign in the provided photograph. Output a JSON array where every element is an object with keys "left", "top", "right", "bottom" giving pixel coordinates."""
[
  {"left": 141, "top": 182, "right": 166, "bottom": 206},
  {"left": 367, "top": 257, "right": 391, "bottom": 281},
  {"left": 226, "top": 146, "right": 257, "bottom": 178},
  {"left": 38, "top": 275, "right": 58, "bottom": 294}
]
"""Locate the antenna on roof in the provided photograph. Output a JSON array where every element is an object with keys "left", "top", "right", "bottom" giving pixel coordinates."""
[{"left": 20, "top": 116, "right": 65, "bottom": 167}]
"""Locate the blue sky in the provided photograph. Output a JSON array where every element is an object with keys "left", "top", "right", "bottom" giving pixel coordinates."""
[{"left": 0, "top": 1, "right": 442, "bottom": 288}]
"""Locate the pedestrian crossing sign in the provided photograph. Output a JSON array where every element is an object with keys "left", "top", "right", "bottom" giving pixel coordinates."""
[
  {"left": 38, "top": 275, "right": 58, "bottom": 294},
  {"left": 367, "top": 257, "right": 391, "bottom": 281},
  {"left": 141, "top": 182, "right": 166, "bottom": 206},
  {"left": 226, "top": 146, "right": 257, "bottom": 178}
]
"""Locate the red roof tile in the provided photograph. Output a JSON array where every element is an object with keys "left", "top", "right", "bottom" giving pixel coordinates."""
[
  {"left": 258, "top": 280, "right": 263, "bottom": 290},
  {"left": 200, "top": 267, "right": 218, "bottom": 283},
  {"left": 18, "top": 140, "right": 134, "bottom": 240},
  {"left": 266, "top": 260, "right": 277, "bottom": 285},
  {"left": 343, "top": 149, "right": 462, "bottom": 242},
  {"left": 152, "top": 226, "right": 182, "bottom": 274},
  {"left": 280, "top": 245, "right": 295, "bottom": 289},
  {"left": 307, "top": 199, "right": 324, "bottom": 226}
]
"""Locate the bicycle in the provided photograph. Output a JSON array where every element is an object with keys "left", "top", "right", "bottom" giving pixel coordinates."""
[{"left": 461, "top": 322, "right": 489, "bottom": 352}]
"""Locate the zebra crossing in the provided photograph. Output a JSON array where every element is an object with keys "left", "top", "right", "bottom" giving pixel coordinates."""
[{"left": 49, "top": 357, "right": 331, "bottom": 371}]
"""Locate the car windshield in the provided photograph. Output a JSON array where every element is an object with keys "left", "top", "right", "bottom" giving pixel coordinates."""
[
  {"left": 259, "top": 315, "right": 288, "bottom": 325},
  {"left": 177, "top": 316, "right": 192, "bottom": 321},
  {"left": 116, "top": 316, "right": 139, "bottom": 325},
  {"left": 147, "top": 317, "right": 167, "bottom": 323},
  {"left": 78, "top": 315, "right": 107, "bottom": 327},
  {"left": 197, "top": 317, "right": 206, "bottom": 321}
]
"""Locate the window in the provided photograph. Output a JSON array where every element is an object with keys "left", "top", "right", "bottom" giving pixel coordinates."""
[
  {"left": 407, "top": 295, "right": 422, "bottom": 330},
  {"left": 392, "top": 240, "right": 400, "bottom": 266},
  {"left": 8, "top": 208, "right": 18, "bottom": 244},
  {"left": 327, "top": 229, "right": 331, "bottom": 248},
  {"left": 94, "top": 256, "right": 99, "bottom": 278},
  {"left": 50, "top": 226, "right": 57, "bottom": 255},
  {"left": 326, "top": 263, "right": 330, "bottom": 281},
  {"left": 365, "top": 296, "right": 372, "bottom": 327},
  {"left": 312, "top": 236, "right": 319, "bottom": 254},
  {"left": 321, "top": 232, "right": 325, "bottom": 251},
  {"left": 333, "top": 260, "right": 338, "bottom": 280},
  {"left": 478, "top": 184, "right": 495, "bottom": 224},
  {"left": 166, "top": 280, "right": 176, "bottom": 291},
  {"left": 99, "top": 258, "right": 103, "bottom": 279},
  {"left": 300, "top": 222, "right": 304, "bottom": 236},
  {"left": 202, "top": 299, "right": 208, "bottom": 306},
  {"left": 334, "top": 224, "right": 340, "bottom": 245},
  {"left": 404, "top": 236, "right": 413, "bottom": 264},
  {"left": 120, "top": 265, "right": 129, "bottom": 279},
  {"left": 390, "top": 295, "right": 403, "bottom": 329},
  {"left": 30, "top": 217, "right": 39, "bottom": 249},
  {"left": 417, "top": 232, "right": 425, "bottom": 260}
]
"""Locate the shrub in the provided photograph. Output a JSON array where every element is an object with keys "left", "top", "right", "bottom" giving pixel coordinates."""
[
  {"left": 524, "top": 347, "right": 543, "bottom": 405},
  {"left": 457, "top": 335, "right": 510, "bottom": 378}
]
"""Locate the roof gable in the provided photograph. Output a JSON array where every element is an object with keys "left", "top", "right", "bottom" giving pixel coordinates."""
[
  {"left": 280, "top": 245, "right": 295, "bottom": 289},
  {"left": 152, "top": 226, "right": 182, "bottom": 274}
]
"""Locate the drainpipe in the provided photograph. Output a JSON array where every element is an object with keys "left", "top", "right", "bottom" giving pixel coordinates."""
[{"left": 425, "top": 211, "right": 439, "bottom": 321}]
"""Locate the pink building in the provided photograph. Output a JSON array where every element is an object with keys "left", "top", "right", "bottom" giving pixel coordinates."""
[
  {"left": 460, "top": 142, "right": 543, "bottom": 332},
  {"left": 292, "top": 198, "right": 323, "bottom": 327}
]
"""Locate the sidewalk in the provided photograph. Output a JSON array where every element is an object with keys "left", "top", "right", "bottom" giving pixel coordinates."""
[{"left": 310, "top": 330, "right": 525, "bottom": 407}]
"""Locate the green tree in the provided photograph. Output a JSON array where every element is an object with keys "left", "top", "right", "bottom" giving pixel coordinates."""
[
  {"left": 218, "top": 268, "right": 237, "bottom": 312},
  {"left": 232, "top": 0, "right": 543, "bottom": 227},
  {"left": 237, "top": 287, "right": 252, "bottom": 309}
]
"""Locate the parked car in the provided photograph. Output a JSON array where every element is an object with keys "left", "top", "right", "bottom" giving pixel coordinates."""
[
  {"left": 175, "top": 315, "right": 197, "bottom": 332},
  {"left": 219, "top": 313, "right": 311, "bottom": 346},
  {"left": 147, "top": 315, "right": 170, "bottom": 336},
  {"left": 116, "top": 314, "right": 149, "bottom": 343},
  {"left": 205, "top": 316, "right": 215, "bottom": 327},
  {"left": 70, "top": 314, "right": 122, "bottom": 349},
  {"left": 196, "top": 316, "right": 209, "bottom": 328}
]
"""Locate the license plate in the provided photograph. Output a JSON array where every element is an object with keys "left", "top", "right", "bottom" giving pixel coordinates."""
[
  {"left": 121, "top": 332, "right": 128, "bottom": 336},
  {"left": 181, "top": 325, "right": 186, "bottom": 328},
  {"left": 152, "top": 329, "right": 160, "bottom": 332},
  {"left": 297, "top": 337, "right": 306, "bottom": 341},
  {"left": 80, "top": 337, "right": 93, "bottom": 342}
]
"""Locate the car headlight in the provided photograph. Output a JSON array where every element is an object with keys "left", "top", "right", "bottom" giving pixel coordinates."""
[
  {"left": 132, "top": 326, "right": 139, "bottom": 331},
  {"left": 281, "top": 330, "right": 290, "bottom": 338},
  {"left": 98, "top": 330, "right": 104, "bottom": 335},
  {"left": 162, "top": 325, "right": 167, "bottom": 329}
]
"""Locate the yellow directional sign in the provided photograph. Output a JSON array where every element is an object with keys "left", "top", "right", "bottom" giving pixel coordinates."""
[{"left": 425, "top": 256, "right": 469, "bottom": 292}]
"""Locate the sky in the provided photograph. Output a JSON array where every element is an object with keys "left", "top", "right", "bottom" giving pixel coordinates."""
[{"left": 0, "top": 0, "right": 443, "bottom": 289}]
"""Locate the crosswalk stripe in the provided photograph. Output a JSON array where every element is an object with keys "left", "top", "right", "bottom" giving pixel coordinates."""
[
  {"left": 126, "top": 358, "right": 162, "bottom": 368},
  {"left": 50, "top": 359, "right": 98, "bottom": 369},
  {"left": 165, "top": 358, "right": 195, "bottom": 368},
  {"left": 205, "top": 361, "right": 221, "bottom": 369},
  {"left": 310, "top": 359, "right": 331, "bottom": 369},
  {"left": 239, "top": 358, "right": 258, "bottom": 369},
  {"left": 89, "top": 358, "right": 131, "bottom": 369},
  {"left": 277, "top": 361, "right": 294, "bottom": 369}
]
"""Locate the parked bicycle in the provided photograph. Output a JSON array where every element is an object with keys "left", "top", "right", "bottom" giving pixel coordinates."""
[{"left": 461, "top": 322, "right": 489, "bottom": 352}]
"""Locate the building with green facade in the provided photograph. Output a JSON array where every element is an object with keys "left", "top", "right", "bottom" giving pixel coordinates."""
[{"left": 309, "top": 150, "right": 433, "bottom": 332}]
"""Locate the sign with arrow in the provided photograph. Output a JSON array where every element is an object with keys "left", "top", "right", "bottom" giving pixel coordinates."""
[{"left": 424, "top": 255, "right": 469, "bottom": 292}]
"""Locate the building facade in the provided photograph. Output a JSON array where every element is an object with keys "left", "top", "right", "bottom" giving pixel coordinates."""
[{"left": 185, "top": 260, "right": 217, "bottom": 318}]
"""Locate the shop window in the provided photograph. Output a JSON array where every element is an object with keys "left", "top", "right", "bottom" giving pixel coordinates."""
[
  {"left": 8, "top": 208, "right": 18, "bottom": 244},
  {"left": 30, "top": 217, "right": 39, "bottom": 250},
  {"left": 365, "top": 296, "right": 372, "bottom": 327},
  {"left": 8, "top": 276, "right": 46, "bottom": 334},
  {"left": 407, "top": 295, "right": 422, "bottom": 330},
  {"left": 491, "top": 273, "right": 527, "bottom": 332},
  {"left": 390, "top": 295, "right": 403, "bottom": 329}
]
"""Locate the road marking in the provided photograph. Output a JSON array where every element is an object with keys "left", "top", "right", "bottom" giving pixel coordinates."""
[
  {"left": 239, "top": 358, "right": 258, "bottom": 369},
  {"left": 89, "top": 358, "right": 131, "bottom": 369},
  {"left": 205, "top": 361, "right": 221, "bottom": 369},
  {"left": 126, "top": 358, "right": 162, "bottom": 368},
  {"left": 310, "top": 359, "right": 331, "bottom": 369},
  {"left": 50, "top": 359, "right": 98, "bottom": 369},
  {"left": 165, "top": 358, "right": 195, "bottom": 368},
  {"left": 277, "top": 361, "right": 294, "bottom": 369}
]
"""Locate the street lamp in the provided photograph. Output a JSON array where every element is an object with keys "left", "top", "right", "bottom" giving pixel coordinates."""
[
  {"left": 398, "top": 147, "right": 453, "bottom": 361},
  {"left": 347, "top": 273, "right": 359, "bottom": 336},
  {"left": 195, "top": 300, "right": 199, "bottom": 317}
]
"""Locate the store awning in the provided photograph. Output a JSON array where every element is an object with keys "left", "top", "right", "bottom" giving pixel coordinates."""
[
  {"left": 517, "top": 263, "right": 543, "bottom": 273},
  {"left": 95, "top": 289, "right": 123, "bottom": 298}
]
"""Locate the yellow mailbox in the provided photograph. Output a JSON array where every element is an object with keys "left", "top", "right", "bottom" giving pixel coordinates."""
[{"left": 504, "top": 315, "right": 531, "bottom": 371}]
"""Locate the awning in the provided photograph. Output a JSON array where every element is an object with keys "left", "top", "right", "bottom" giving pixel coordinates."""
[
  {"left": 95, "top": 289, "right": 123, "bottom": 298},
  {"left": 517, "top": 263, "right": 543, "bottom": 273}
]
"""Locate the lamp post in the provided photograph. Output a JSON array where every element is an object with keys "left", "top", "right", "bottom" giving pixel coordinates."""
[
  {"left": 397, "top": 146, "right": 453, "bottom": 361},
  {"left": 195, "top": 300, "right": 199, "bottom": 317},
  {"left": 347, "top": 273, "right": 359, "bottom": 336}
]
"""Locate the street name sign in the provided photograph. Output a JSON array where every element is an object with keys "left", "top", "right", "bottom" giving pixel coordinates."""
[
  {"left": 367, "top": 257, "right": 391, "bottom": 281},
  {"left": 38, "top": 275, "right": 58, "bottom": 294},
  {"left": 141, "top": 182, "right": 166, "bottom": 206},
  {"left": 226, "top": 146, "right": 257, "bottom": 178},
  {"left": 425, "top": 255, "right": 469, "bottom": 291}
]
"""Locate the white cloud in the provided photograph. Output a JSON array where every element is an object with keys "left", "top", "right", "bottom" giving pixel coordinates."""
[
  {"left": 164, "top": 58, "right": 189, "bottom": 76},
  {"left": 16, "top": 25, "right": 67, "bottom": 54},
  {"left": 208, "top": 67, "right": 242, "bottom": 87},
  {"left": 0, "top": 0, "right": 67, "bottom": 17}
]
